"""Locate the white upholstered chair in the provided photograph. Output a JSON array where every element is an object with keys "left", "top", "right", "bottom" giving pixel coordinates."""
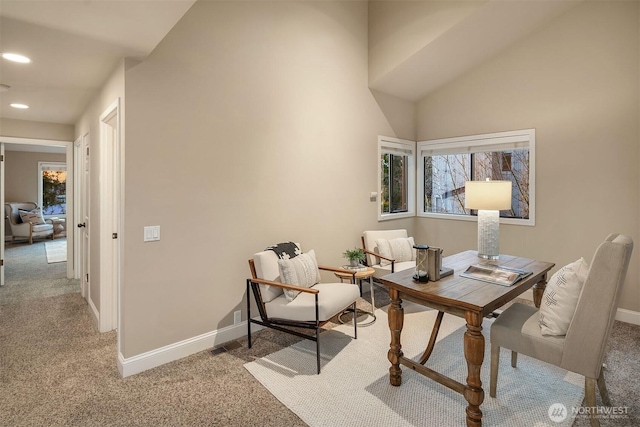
[
  {"left": 4, "top": 202, "right": 54, "bottom": 244},
  {"left": 489, "top": 234, "right": 633, "bottom": 427},
  {"left": 361, "top": 229, "right": 416, "bottom": 278},
  {"left": 247, "top": 243, "right": 360, "bottom": 374}
]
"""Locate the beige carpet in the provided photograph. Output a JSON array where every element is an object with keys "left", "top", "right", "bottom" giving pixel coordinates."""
[
  {"left": 45, "top": 239, "right": 66, "bottom": 263},
  {"left": 245, "top": 304, "right": 585, "bottom": 427}
]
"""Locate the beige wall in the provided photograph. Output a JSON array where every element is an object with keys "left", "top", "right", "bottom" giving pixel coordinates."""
[
  {"left": 368, "top": 1, "right": 484, "bottom": 86},
  {"left": 122, "top": 0, "right": 413, "bottom": 358},
  {"left": 4, "top": 151, "right": 66, "bottom": 203},
  {"left": 415, "top": 1, "right": 640, "bottom": 311},
  {"left": 0, "top": 118, "right": 74, "bottom": 142}
]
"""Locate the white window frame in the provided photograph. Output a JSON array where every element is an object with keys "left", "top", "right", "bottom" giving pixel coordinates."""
[
  {"left": 417, "top": 129, "right": 535, "bottom": 226},
  {"left": 38, "top": 161, "right": 67, "bottom": 218},
  {"left": 378, "top": 136, "right": 416, "bottom": 221}
]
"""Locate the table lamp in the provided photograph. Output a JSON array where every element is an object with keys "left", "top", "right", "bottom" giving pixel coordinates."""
[{"left": 464, "top": 179, "right": 512, "bottom": 260}]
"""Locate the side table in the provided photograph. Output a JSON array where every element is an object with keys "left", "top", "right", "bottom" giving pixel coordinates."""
[{"left": 334, "top": 266, "right": 376, "bottom": 326}]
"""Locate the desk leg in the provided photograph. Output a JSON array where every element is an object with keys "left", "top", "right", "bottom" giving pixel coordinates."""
[
  {"left": 463, "top": 311, "right": 484, "bottom": 427},
  {"left": 532, "top": 274, "right": 548, "bottom": 308},
  {"left": 387, "top": 288, "right": 404, "bottom": 386}
]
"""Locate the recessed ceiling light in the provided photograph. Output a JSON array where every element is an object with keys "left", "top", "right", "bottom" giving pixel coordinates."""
[
  {"left": 10, "top": 103, "right": 29, "bottom": 109},
  {"left": 0, "top": 84, "right": 9, "bottom": 92},
  {"left": 1, "top": 53, "right": 31, "bottom": 63}
]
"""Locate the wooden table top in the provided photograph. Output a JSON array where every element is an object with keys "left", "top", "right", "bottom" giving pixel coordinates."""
[
  {"left": 334, "top": 266, "right": 375, "bottom": 279},
  {"left": 378, "top": 250, "right": 554, "bottom": 317}
]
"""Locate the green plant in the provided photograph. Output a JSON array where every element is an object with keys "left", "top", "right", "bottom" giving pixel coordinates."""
[{"left": 343, "top": 248, "right": 365, "bottom": 262}]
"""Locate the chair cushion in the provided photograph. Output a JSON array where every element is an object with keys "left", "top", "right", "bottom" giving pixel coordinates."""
[
  {"left": 31, "top": 223, "right": 54, "bottom": 233},
  {"left": 278, "top": 250, "right": 321, "bottom": 301},
  {"left": 19, "top": 208, "right": 46, "bottom": 225},
  {"left": 362, "top": 229, "right": 409, "bottom": 267},
  {"left": 491, "top": 303, "right": 565, "bottom": 367},
  {"left": 376, "top": 237, "right": 416, "bottom": 266},
  {"left": 264, "top": 282, "right": 360, "bottom": 322},
  {"left": 371, "top": 261, "right": 416, "bottom": 278},
  {"left": 538, "top": 258, "right": 589, "bottom": 336}
]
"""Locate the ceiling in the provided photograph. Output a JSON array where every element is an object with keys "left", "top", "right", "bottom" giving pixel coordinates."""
[
  {"left": 0, "top": 0, "right": 580, "bottom": 134},
  {"left": 0, "top": 0, "right": 196, "bottom": 126}
]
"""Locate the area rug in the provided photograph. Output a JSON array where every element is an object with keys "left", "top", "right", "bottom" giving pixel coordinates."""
[
  {"left": 45, "top": 239, "right": 66, "bottom": 264},
  {"left": 245, "top": 304, "right": 584, "bottom": 427}
]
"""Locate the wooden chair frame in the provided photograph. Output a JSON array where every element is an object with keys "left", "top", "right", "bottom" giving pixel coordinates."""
[
  {"left": 247, "top": 259, "right": 358, "bottom": 374},
  {"left": 361, "top": 235, "right": 398, "bottom": 273}
]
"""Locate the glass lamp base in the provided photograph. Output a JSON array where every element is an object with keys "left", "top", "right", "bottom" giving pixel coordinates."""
[{"left": 477, "top": 209, "right": 500, "bottom": 260}]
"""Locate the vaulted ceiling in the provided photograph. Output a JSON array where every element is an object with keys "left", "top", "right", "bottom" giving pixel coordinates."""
[{"left": 0, "top": 0, "right": 581, "bottom": 128}]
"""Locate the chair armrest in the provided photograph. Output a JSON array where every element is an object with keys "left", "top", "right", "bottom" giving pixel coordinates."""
[
  {"left": 249, "top": 277, "right": 319, "bottom": 294},
  {"left": 362, "top": 248, "right": 396, "bottom": 263},
  {"left": 318, "top": 265, "right": 357, "bottom": 277}
]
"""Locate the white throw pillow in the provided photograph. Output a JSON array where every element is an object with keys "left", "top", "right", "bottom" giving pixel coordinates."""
[
  {"left": 19, "top": 208, "right": 46, "bottom": 225},
  {"left": 277, "top": 250, "right": 321, "bottom": 302},
  {"left": 376, "top": 237, "right": 416, "bottom": 267},
  {"left": 538, "top": 257, "right": 589, "bottom": 336}
]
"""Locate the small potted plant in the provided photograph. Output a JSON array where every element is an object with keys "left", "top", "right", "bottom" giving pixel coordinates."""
[{"left": 343, "top": 247, "right": 366, "bottom": 268}]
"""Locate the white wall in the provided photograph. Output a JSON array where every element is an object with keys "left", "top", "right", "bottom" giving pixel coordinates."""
[
  {"left": 122, "top": 1, "right": 413, "bottom": 360},
  {"left": 414, "top": 1, "right": 640, "bottom": 312}
]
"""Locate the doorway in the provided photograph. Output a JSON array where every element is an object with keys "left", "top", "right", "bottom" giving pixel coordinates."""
[
  {"left": 0, "top": 137, "right": 75, "bottom": 288},
  {"left": 98, "top": 98, "right": 121, "bottom": 334}
]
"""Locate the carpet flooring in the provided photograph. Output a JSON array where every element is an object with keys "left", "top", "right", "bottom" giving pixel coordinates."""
[
  {"left": 1, "top": 257, "right": 639, "bottom": 426},
  {"left": 246, "top": 306, "right": 584, "bottom": 426},
  {"left": 1, "top": 239, "right": 77, "bottom": 305}
]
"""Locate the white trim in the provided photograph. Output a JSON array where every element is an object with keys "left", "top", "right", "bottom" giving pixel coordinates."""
[
  {"left": 377, "top": 135, "right": 416, "bottom": 221},
  {"left": 98, "top": 98, "right": 121, "bottom": 333},
  {"left": 117, "top": 321, "right": 262, "bottom": 378},
  {"left": 615, "top": 308, "right": 640, "bottom": 326},
  {"left": 88, "top": 295, "right": 100, "bottom": 330},
  {"left": 0, "top": 136, "right": 75, "bottom": 280},
  {"left": 417, "top": 129, "right": 535, "bottom": 226},
  {"left": 0, "top": 143, "right": 4, "bottom": 287}
]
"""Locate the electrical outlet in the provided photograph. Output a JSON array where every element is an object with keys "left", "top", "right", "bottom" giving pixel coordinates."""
[{"left": 233, "top": 310, "right": 241, "bottom": 325}]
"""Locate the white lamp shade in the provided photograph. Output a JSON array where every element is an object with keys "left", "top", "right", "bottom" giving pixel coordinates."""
[{"left": 464, "top": 180, "right": 512, "bottom": 211}]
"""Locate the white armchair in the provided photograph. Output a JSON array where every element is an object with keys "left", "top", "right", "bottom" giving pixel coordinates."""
[
  {"left": 361, "top": 229, "right": 417, "bottom": 278},
  {"left": 247, "top": 242, "right": 360, "bottom": 374},
  {"left": 5, "top": 202, "right": 54, "bottom": 244}
]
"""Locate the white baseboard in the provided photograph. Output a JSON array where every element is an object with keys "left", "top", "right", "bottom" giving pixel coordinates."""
[
  {"left": 515, "top": 289, "right": 640, "bottom": 326},
  {"left": 88, "top": 297, "right": 100, "bottom": 331},
  {"left": 615, "top": 308, "right": 640, "bottom": 326},
  {"left": 117, "top": 321, "right": 252, "bottom": 378}
]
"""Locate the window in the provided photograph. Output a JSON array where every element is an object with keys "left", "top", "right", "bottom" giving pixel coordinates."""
[
  {"left": 38, "top": 162, "right": 67, "bottom": 216},
  {"left": 418, "top": 129, "right": 535, "bottom": 225},
  {"left": 378, "top": 136, "right": 415, "bottom": 221}
]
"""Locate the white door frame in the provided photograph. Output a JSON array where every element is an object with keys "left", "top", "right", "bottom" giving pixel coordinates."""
[
  {"left": 98, "top": 98, "right": 122, "bottom": 333},
  {"left": 0, "top": 136, "right": 74, "bottom": 281},
  {"left": 0, "top": 143, "right": 4, "bottom": 287}
]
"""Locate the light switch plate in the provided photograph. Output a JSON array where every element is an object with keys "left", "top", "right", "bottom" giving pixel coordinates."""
[{"left": 144, "top": 225, "right": 160, "bottom": 242}]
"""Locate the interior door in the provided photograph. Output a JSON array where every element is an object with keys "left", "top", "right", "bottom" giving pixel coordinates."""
[
  {"left": 80, "top": 134, "right": 90, "bottom": 299},
  {"left": 0, "top": 143, "right": 4, "bottom": 287}
]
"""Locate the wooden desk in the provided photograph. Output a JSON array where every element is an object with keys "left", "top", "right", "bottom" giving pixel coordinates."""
[{"left": 378, "top": 250, "right": 554, "bottom": 427}]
